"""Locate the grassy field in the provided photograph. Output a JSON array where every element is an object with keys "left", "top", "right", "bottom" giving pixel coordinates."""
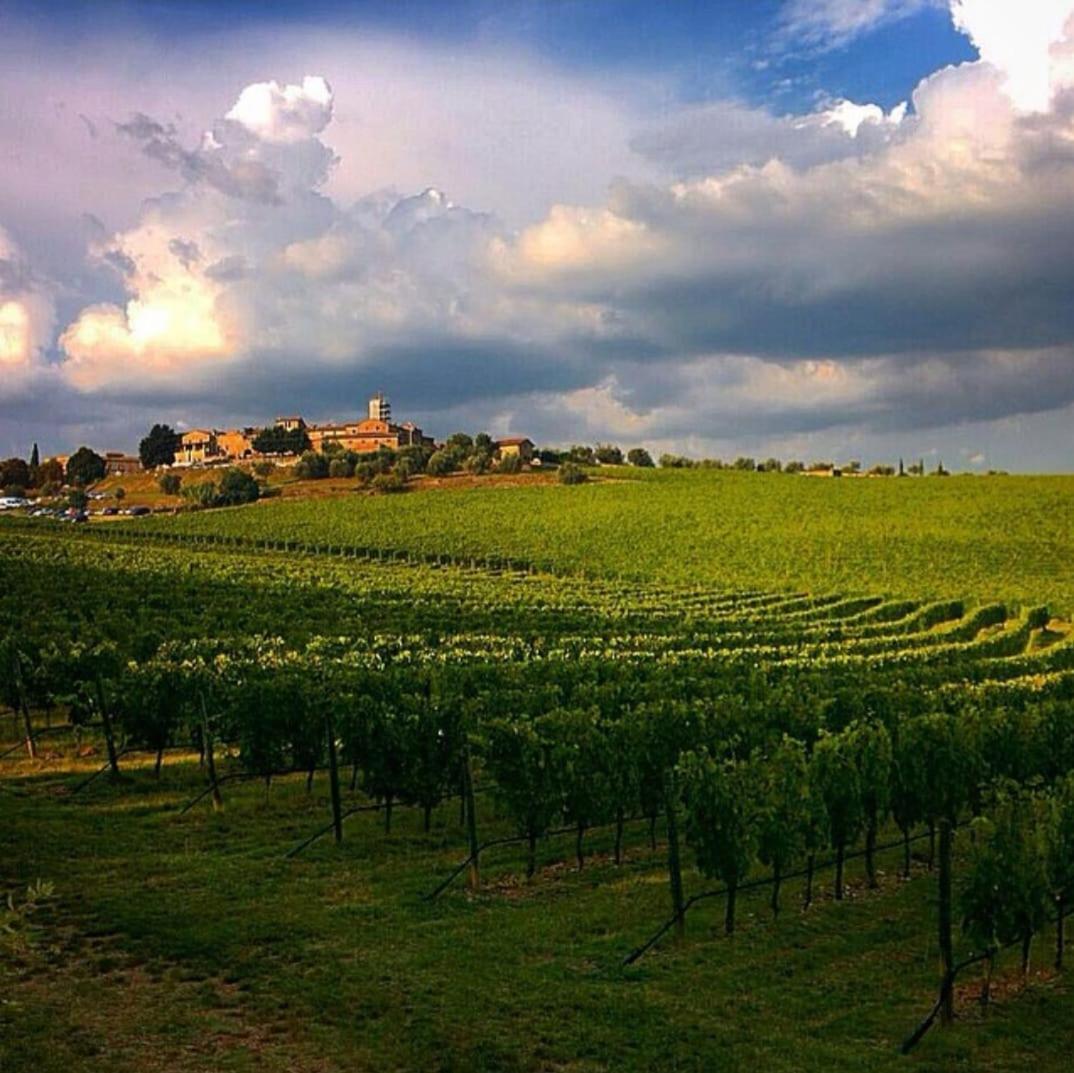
[
  {"left": 3, "top": 742, "right": 1073, "bottom": 1073},
  {"left": 131, "top": 469, "right": 1074, "bottom": 613}
]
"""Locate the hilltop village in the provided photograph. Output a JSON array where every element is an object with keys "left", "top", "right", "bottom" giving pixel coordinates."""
[
  {"left": 177, "top": 394, "right": 441, "bottom": 466},
  {"left": 40, "top": 394, "right": 536, "bottom": 477},
  {"left": 1, "top": 391, "right": 972, "bottom": 520}
]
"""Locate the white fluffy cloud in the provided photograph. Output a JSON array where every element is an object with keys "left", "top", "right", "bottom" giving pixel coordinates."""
[
  {"left": 0, "top": 227, "right": 54, "bottom": 384},
  {"left": 226, "top": 75, "right": 333, "bottom": 144},
  {"left": 951, "top": 0, "right": 1074, "bottom": 110}
]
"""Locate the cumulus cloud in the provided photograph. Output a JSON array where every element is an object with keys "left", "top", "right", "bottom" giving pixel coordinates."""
[
  {"left": 226, "top": 75, "right": 333, "bottom": 143},
  {"left": 0, "top": 227, "right": 54, "bottom": 386},
  {"left": 951, "top": 0, "right": 1074, "bottom": 111}
]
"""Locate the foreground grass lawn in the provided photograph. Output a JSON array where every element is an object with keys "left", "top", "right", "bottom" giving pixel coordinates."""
[{"left": 3, "top": 745, "right": 1072, "bottom": 1073}]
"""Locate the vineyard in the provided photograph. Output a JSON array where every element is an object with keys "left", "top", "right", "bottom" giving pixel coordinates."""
[
  {"left": 126, "top": 468, "right": 1074, "bottom": 611},
  {"left": 2, "top": 486, "right": 1074, "bottom": 1072}
]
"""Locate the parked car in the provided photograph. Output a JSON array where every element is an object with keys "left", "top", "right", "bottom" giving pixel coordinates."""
[
  {"left": 101, "top": 507, "right": 119, "bottom": 516},
  {"left": 126, "top": 505, "right": 151, "bottom": 517}
]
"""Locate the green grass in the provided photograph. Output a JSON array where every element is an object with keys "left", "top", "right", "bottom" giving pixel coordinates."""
[
  {"left": 132, "top": 469, "right": 1074, "bottom": 613},
  {"left": 3, "top": 744, "right": 1073, "bottom": 1073}
]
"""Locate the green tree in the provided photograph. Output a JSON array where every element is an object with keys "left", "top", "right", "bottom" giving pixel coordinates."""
[
  {"left": 215, "top": 468, "right": 260, "bottom": 506},
  {"left": 463, "top": 450, "right": 492, "bottom": 475},
  {"left": 65, "top": 447, "right": 106, "bottom": 486},
  {"left": 34, "top": 458, "right": 63, "bottom": 488},
  {"left": 594, "top": 443, "right": 623, "bottom": 465},
  {"left": 158, "top": 473, "right": 182, "bottom": 496},
  {"left": 251, "top": 425, "right": 310, "bottom": 455},
  {"left": 425, "top": 449, "right": 456, "bottom": 476},
  {"left": 294, "top": 450, "right": 329, "bottom": 479},
  {"left": 138, "top": 424, "right": 180, "bottom": 468},
  {"left": 0, "top": 457, "right": 30, "bottom": 490},
  {"left": 626, "top": 447, "right": 654, "bottom": 468},
  {"left": 29, "top": 443, "right": 39, "bottom": 468}
]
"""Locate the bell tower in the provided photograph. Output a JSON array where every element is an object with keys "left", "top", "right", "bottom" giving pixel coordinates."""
[{"left": 368, "top": 392, "right": 391, "bottom": 422}]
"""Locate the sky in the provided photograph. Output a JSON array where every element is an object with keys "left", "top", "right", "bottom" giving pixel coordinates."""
[{"left": 1, "top": 0, "right": 1073, "bottom": 471}]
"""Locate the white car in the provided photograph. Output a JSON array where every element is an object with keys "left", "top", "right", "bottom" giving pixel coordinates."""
[{"left": 0, "top": 497, "right": 29, "bottom": 510}]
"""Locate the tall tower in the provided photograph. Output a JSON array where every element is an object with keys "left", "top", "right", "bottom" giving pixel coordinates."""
[{"left": 368, "top": 392, "right": 391, "bottom": 422}]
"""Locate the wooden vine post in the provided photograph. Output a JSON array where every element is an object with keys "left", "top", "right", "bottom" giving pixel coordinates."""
[
  {"left": 463, "top": 743, "right": 480, "bottom": 891},
  {"left": 325, "top": 708, "right": 344, "bottom": 845},
  {"left": 93, "top": 674, "right": 121, "bottom": 779},
  {"left": 13, "top": 657, "right": 36, "bottom": 760},
  {"left": 938, "top": 817, "right": 955, "bottom": 1026},
  {"left": 199, "top": 694, "right": 223, "bottom": 812},
  {"left": 663, "top": 769, "right": 686, "bottom": 941}
]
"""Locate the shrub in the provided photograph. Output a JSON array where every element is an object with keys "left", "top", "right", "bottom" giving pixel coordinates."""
[
  {"left": 328, "top": 457, "right": 354, "bottom": 479},
  {"left": 158, "top": 473, "right": 182, "bottom": 495},
  {"left": 252, "top": 461, "right": 275, "bottom": 479},
  {"left": 626, "top": 448, "right": 654, "bottom": 468},
  {"left": 464, "top": 451, "right": 491, "bottom": 475},
  {"left": 558, "top": 463, "right": 588, "bottom": 486},
  {"left": 181, "top": 481, "right": 218, "bottom": 507},
  {"left": 371, "top": 471, "right": 406, "bottom": 494},
  {"left": 216, "top": 468, "right": 260, "bottom": 506},
  {"left": 355, "top": 462, "right": 376, "bottom": 486},
  {"left": 294, "top": 451, "right": 329, "bottom": 480},
  {"left": 426, "top": 450, "right": 456, "bottom": 477},
  {"left": 1026, "top": 606, "right": 1051, "bottom": 630},
  {"left": 497, "top": 453, "right": 522, "bottom": 475}
]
